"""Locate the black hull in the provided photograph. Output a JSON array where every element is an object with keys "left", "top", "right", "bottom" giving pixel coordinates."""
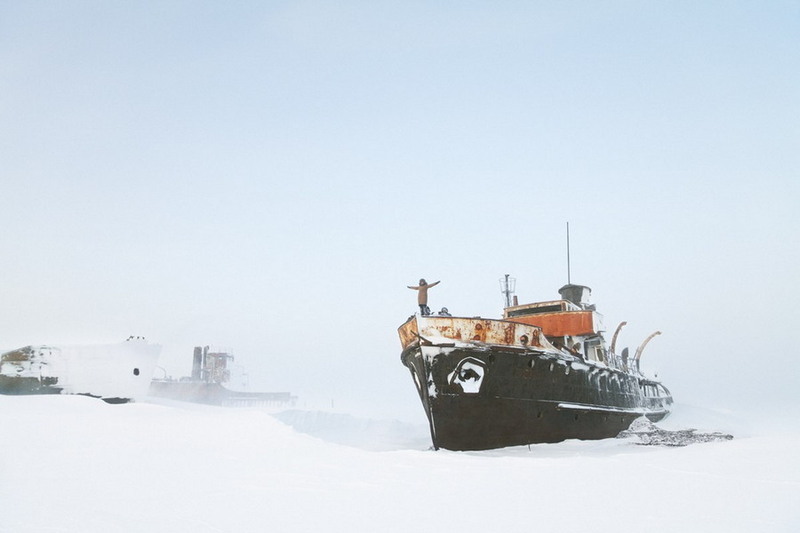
[
  {"left": 430, "top": 395, "right": 668, "bottom": 450},
  {"left": 402, "top": 344, "right": 672, "bottom": 451}
]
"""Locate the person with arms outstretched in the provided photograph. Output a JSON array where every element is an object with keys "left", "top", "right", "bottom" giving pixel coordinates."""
[{"left": 407, "top": 278, "right": 440, "bottom": 316}]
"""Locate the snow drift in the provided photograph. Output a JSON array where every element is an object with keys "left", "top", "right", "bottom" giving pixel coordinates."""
[{"left": 0, "top": 396, "right": 797, "bottom": 532}]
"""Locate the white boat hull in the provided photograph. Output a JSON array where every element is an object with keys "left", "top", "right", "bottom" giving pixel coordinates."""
[{"left": 0, "top": 339, "right": 161, "bottom": 402}]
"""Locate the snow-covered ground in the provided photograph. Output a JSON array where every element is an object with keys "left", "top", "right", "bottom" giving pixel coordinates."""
[{"left": 1, "top": 396, "right": 797, "bottom": 532}]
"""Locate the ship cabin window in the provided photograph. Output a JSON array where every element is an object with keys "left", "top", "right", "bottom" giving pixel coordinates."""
[
  {"left": 584, "top": 339, "right": 605, "bottom": 363},
  {"left": 507, "top": 304, "right": 564, "bottom": 317}
]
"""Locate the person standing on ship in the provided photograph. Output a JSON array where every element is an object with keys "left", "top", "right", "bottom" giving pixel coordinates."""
[{"left": 407, "top": 278, "right": 440, "bottom": 316}]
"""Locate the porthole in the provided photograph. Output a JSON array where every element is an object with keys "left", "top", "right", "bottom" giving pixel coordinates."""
[{"left": 133, "top": 368, "right": 140, "bottom": 376}]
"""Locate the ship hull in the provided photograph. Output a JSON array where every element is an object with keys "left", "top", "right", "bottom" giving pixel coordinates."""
[
  {"left": 428, "top": 394, "right": 667, "bottom": 450},
  {"left": 401, "top": 331, "right": 671, "bottom": 451},
  {"left": 148, "top": 380, "right": 297, "bottom": 408},
  {"left": 0, "top": 340, "right": 161, "bottom": 403}
]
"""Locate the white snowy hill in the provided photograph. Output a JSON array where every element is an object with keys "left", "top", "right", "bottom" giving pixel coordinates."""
[{"left": 1, "top": 395, "right": 797, "bottom": 532}]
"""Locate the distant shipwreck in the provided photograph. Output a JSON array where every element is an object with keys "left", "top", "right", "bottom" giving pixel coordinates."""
[
  {"left": 0, "top": 337, "right": 160, "bottom": 403},
  {"left": 399, "top": 277, "right": 673, "bottom": 451},
  {"left": 149, "top": 346, "right": 296, "bottom": 408}
]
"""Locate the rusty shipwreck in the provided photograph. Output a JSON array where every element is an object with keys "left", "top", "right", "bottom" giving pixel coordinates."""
[{"left": 398, "top": 281, "right": 672, "bottom": 451}]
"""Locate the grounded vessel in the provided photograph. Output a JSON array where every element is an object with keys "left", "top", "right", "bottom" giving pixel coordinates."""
[
  {"left": 0, "top": 337, "right": 161, "bottom": 403},
  {"left": 398, "top": 281, "right": 672, "bottom": 451},
  {"left": 149, "top": 346, "right": 297, "bottom": 408}
]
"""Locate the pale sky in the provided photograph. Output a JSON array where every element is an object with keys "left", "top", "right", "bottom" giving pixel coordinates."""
[{"left": 1, "top": 1, "right": 798, "bottom": 421}]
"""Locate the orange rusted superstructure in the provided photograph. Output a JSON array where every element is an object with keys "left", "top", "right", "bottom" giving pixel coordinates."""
[{"left": 507, "top": 310, "right": 598, "bottom": 337}]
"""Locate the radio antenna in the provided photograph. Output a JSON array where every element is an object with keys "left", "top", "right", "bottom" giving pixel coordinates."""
[
  {"left": 499, "top": 274, "right": 516, "bottom": 308},
  {"left": 566, "top": 221, "right": 571, "bottom": 284}
]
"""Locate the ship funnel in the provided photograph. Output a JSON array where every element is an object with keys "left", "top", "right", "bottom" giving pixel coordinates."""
[
  {"left": 191, "top": 346, "right": 203, "bottom": 381},
  {"left": 558, "top": 284, "right": 592, "bottom": 307}
]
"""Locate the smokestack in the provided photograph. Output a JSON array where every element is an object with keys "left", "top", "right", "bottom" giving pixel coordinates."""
[
  {"left": 558, "top": 284, "right": 592, "bottom": 308},
  {"left": 191, "top": 347, "right": 203, "bottom": 381}
]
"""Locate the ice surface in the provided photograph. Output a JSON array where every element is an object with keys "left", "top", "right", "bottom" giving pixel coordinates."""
[
  {"left": 1, "top": 396, "right": 798, "bottom": 532},
  {"left": 272, "top": 409, "right": 431, "bottom": 451}
]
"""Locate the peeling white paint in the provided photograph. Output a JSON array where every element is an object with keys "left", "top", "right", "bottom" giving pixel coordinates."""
[{"left": 1, "top": 339, "right": 161, "bottom": 401}]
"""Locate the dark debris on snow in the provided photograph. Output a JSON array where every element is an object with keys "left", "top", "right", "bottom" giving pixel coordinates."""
[{"left": 617, "top": 417, "right": 734, "bottom": 447}]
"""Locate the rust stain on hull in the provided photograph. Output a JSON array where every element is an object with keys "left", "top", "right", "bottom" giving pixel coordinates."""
[{"left": 398, "top": 316, "right": 550, "bottom": 351}]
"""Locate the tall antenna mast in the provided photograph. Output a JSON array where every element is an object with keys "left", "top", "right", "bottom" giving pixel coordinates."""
[
  {"left": 566, "top": 221, "right": 571, "bottom": 285},
  {"left": 499, "top": 274, "right": 516, "bottom": 308}
]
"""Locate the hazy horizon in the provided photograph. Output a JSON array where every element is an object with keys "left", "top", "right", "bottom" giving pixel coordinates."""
[{"left": 2, "top": 1, "right": 798, "bottom": 423}]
